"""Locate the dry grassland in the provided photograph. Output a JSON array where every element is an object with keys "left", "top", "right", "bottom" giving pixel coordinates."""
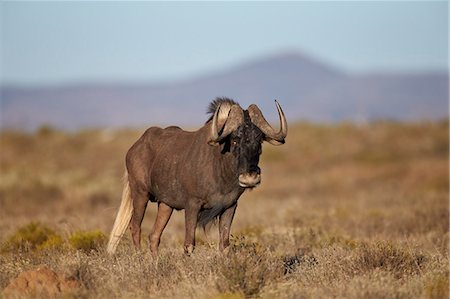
[{"left": 0, "top": 120, "right": 448, "bottom": 298}]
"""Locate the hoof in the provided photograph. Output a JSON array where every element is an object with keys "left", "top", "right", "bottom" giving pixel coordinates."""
[
  {"left": 149, "top": 242, "right": 159, "bottom": 257},
  {"left": 221, "top": 246, "right": 232, "bottom": 256},
  {"left": 184, "top": 244, "right": 194, "bottom": 256},
  {"left": 150, "top": 248, "right": 158, "bottom": 257}
]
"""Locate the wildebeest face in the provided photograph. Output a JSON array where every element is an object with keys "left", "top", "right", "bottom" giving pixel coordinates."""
[
  {"left": 230, "top": 116, "right": 263, "bottom": 188},
  {"left": 208, "top": 100, "right": 287, "bottom": 188}
]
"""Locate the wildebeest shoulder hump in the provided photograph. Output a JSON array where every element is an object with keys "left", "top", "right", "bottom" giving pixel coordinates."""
[
  {"left": 164, "top": 126, "right": 182, "bottom": 131},
  {"left": 142, "top": 126, "right": 181, "bottom": 139}
]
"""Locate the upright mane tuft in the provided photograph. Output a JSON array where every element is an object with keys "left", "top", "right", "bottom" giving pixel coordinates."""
[{"left": 206, "top": 97, "right": 240, "bottom": 123}]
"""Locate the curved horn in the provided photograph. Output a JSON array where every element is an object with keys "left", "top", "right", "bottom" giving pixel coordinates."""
[
  {"left": 208, "top": 104, "right": 244, "bottom": 145},
  {"left": 248, "top": 100, "right": 288, "bottom": 145},
  {"left": 209, "top": 103, "right": 221, "bottom": 144}
]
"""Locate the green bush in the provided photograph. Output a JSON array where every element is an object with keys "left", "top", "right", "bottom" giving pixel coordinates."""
[
  {"left": 1, "top": 222, "right": 61, "bottom": 253},
  {"left": 68, "top": 230, "right": 106, "bottom": 253},
  {"left": 37, "top": 234, "right": 65, "bottom": 251}
]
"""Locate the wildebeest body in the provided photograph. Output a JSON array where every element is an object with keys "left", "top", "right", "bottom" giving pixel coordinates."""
[
  {"left": 126, "top": 124, "right": 243, "bottom": 212},
  {"left": 107, "top": 98, "right": 287, "bottom": 255}
]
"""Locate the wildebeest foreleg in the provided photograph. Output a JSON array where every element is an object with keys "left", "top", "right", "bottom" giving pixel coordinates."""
[
  {"left": 184, "top": 205, "right": 200, "bottom": 255},
  {"left": 148, "top": 202, "right": 173, "bottom": 256},
  {"left": 219, "top": 203, "right": 237, "bottom": 252},
  {"left": 129, "top": 189, "right": 149, "bottom": 250}
]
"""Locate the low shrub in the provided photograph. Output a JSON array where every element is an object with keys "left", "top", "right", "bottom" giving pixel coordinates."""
[
  {"left": 37, "top": 234, "right": 65, "bottom": 251},
  {"left": 1, "top": 222, "right": 62, "bottom": 253},
  {"left": 282, "top": 250, "right": 318, "bottom": 275},
  {"left": 68, "top": 230, "right": 106, "bottom": 253}
]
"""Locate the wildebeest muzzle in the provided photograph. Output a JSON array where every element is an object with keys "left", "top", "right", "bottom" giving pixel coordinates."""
[{"left": 238, "top": 167, "right": 261, "bottom": 188}]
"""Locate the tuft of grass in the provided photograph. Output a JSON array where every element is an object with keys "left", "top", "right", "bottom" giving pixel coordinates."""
[
  {"left": 216, "top": 236, "right": 284, "bottom": 297},
  {"left": 68, "top": 230, "right": 106, "bottom": 253},
  {"left": 352, "top": 241, "right": 426, "bottom": 279},
  {"left": 291, "top": 227, "right": 359, "bottom": 252}
]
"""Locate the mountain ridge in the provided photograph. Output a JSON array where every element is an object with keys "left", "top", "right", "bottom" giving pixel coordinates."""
[{"left": 1, "top": 52, "right": 448, "bottom": 130}]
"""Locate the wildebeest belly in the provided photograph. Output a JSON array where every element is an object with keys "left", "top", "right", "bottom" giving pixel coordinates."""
[
  {"left": 150, "top": 152, "right": 242, "bottom": 211},
  {"left": 149, "top": 152, "right": 189, "bottom": 209},
  {"left": 147, "top": 129, "right": 200, "bottom": 209},
  {"left": 197, "top": 189, "right": 243, "bottom": 226},
  {"left": 203, "top": 189, "right": 243, "bottom": 209}
]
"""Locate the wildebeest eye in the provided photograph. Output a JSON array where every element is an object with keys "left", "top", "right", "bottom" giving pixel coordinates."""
[{"left": 231, "top": 137, "right": 240, "bottom": 146}]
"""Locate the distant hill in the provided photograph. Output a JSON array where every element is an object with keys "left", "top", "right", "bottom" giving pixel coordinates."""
[{"left": 1, "top": 51, "right": 448, "bottom": 130}]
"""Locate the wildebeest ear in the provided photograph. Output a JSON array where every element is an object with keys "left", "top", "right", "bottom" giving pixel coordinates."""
[{"left": 207, "top": 140, "right": 221, "bottom": 146}]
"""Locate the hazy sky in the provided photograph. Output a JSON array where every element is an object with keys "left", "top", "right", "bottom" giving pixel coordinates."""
[{"left": 1, "top": 1, "right": 448, "bottom": 86}]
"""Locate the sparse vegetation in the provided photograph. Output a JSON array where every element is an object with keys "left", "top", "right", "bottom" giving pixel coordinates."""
[{"left": 0, "top": 121, "right": 448, "bottom": 298}]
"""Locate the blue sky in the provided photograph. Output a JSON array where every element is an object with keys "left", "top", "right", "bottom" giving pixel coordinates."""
[{"left": 1, "top": 1, "right": 448, "bottom": 86}]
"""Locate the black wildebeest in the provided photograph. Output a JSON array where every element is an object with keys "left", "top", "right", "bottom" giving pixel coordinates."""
[{"left": 107, "top": 98, "right": 287, "bottom": 255}]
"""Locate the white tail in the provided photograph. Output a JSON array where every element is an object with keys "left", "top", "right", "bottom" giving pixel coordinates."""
[{"left": 107, "top": 173, "right": 133, "bottom": 254}]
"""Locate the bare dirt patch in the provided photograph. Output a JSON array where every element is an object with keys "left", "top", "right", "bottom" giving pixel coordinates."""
[{"left": 3, "top": 265, "right": 82, "bottom": 298}]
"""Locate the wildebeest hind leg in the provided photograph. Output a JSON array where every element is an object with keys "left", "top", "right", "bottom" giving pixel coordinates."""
[
  {"left": 129, "top": 189, "right": 148, "bottom": 250},
  {"left": 149, "top": 202, "right": 173, "bottom": 256}
]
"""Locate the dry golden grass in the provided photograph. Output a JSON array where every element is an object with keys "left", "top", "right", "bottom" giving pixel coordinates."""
[{"left": 0, "top": 120, "right": 448, "bottom": 298}]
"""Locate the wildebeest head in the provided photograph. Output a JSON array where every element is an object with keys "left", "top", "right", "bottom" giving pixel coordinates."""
[{"left": 207, "top": 98, "right": 287, "bottom": 188}]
